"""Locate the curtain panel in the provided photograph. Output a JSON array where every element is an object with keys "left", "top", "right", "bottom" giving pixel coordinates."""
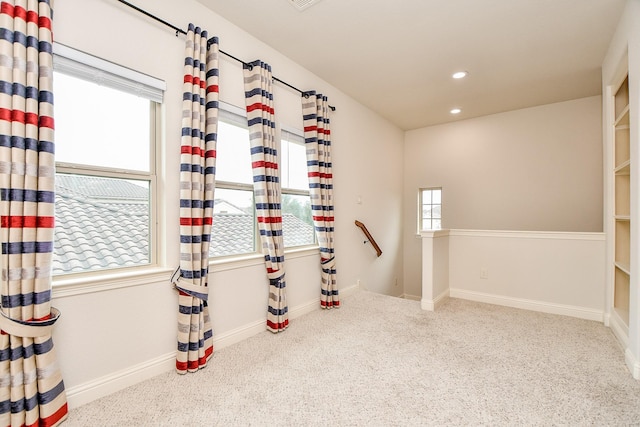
[
  {"left": 302, "top": 92, "right": 338, "bottom": 308},
  {"left": 173, "top": 24, "right": 218, "bottom": 374},
  {"left": 243, "top": 60, "right": 288, "bottom": 333},
  {"left": 0, "top": 0, "right": 68, "bottom": 425}
]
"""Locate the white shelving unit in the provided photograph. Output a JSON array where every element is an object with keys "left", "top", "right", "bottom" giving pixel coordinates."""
[{"left": 612, "top": 74, "right": 631, "bottom": 337}]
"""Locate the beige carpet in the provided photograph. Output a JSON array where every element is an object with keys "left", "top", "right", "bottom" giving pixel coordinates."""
[{"left": 65, "top": 290, "right": 640, "bottom": 426}]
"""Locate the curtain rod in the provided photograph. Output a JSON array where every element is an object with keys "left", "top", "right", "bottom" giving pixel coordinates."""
[{"left": 116, "top": 0, "right": 335, "bottom": 111}]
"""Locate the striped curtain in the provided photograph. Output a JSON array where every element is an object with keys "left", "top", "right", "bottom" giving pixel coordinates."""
[
  {"left": 0, "top": 1, "right": 68, "bottom": 425},
  {"left": 173, "top": 24, "right": 218, "bottom": 374},
  {"left": 302, "top": 92, "right": 338, "bottom": 308},
  {"left": 243, "top": 60, "right": 288, "bottom": 332}
]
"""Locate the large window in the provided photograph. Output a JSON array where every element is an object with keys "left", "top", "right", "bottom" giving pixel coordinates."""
[
  {"left": 420, "top": 187, "right": 442, "bottom": 231},
  {"left": 211, "top": 106, "right": 256, "bottom": 257},
  {"left": 52, "top": 44, "right": 164, "bottom": 276},
  {"left": 210, "top": 106, "right": 316, "bottom": 258},
  {"left": 280, "top": 129, "right": 315, "bottom": 248}
]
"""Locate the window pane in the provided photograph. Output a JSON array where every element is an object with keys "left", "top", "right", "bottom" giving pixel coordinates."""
[
  {"left": 282, "top": 194, "right": 315, "bottom": 247},
  {"left": 53, "top": 72, "right": 151, "bottom": 172},
  {"left": 216, "top": 120, "right": 253, "bottom": 184},
  {"left": 432, "top": 189, "right": 441, "bottom": 204},
  {"left": 211, "top": 188, "right": 255, "bottom": 257},
  {"left": 53, "top": 174, "right": 150, "bottom": 275},
  {"left": 432, "top": 205, "right": 441, "bottom": 219},
  {"left": 282, "top": 137, "right": 309, "bottom": 191},
  {"left": 420, "top": 187, "right": 442, "bottom": 231},
  {"left": 422, "top": 189, "right": 432, "bottom": 204}
]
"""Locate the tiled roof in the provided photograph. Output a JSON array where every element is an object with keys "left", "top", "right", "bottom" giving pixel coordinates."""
[
  {"left": 53, "top": 178, "right": 150, "bottom": 275},
  {"left": 210, "top": 213, "right": 255, "bottom": 257},
  {"left": 210, "top": 213, "right": 315, "bottom": 257},
  {"left": 53, "top": 175, "right": 315, "bottom": 274}
]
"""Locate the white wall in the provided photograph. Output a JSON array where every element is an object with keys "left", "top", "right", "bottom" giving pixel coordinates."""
[
  {"left": 51, "top": 0, "right": 404, "bottom": 407},
  {"left": 403, "top": 97, "right": 603, "bottom": 298},
  {"left": 602, "top": 0, "right": 640, "bottom": 379},
  {"left": 447, "top": 230, "right": 606, "bottom": 320}
]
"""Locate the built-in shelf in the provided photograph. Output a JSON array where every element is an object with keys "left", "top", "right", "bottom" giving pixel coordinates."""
[
  {"left": 615, "top": 105, "right": 630, "bottom": 127},
  {"left": 615, "top": 160, "right": 630, "bottom": 175},
  {"left": 613, "top": 73, "right": 630, "bottom": 329},
  {"left": 615, "top": 262, "right": 631, "bottom": 275}
]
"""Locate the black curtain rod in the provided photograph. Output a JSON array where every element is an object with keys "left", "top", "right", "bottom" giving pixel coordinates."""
[{"left": 116, "top": 0, "right": 335, "bottom": 111}]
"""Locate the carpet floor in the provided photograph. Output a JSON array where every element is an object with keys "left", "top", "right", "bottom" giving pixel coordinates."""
[{"left": 65, "top": 290, "right": 640, "bottom": 426}]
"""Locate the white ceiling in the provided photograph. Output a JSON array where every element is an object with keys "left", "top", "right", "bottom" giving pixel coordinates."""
[{"left": 195, "top": 0, "right": 627, "bottom": 130}]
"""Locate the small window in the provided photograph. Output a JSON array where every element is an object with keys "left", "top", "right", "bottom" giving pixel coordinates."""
[
  {"left": 420, "top": 188, "right": 442, "bottom": 231},
  {"left": 52, "top": 44, "right": 163, "bottom": 276},
  {"left": 281, "top": 129, "right": 315, "bottom": 248}
]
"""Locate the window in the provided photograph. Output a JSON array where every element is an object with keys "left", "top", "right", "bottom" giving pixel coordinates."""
[
  {"left": 420, "top": 188, "right": 442, "bottom": 231},
  {"left": 211, "top": 106, "right": 256, "bottom": 257},
  {"left": 52, "top": 44, "right": 164, "bottom": 276},
  {"left": 280, "top": 129, "right": 315, "bottom": 248},
  {"left": 210, "top": 106, "right": 316, "bottom": 258}
]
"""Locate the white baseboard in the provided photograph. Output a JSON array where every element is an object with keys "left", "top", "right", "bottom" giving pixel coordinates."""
[
  {"left": 66, "top": 288, "right": 356, "bottom": 410},
  {"left": 421, "top": 289, "right": 449, "bottom": 311},
  {"left": 609, "top": 309, "right": 629, "bottom": 348},
  {"left": 402, "top": 294, "right": 421, "bottom": 301},
  {"left": 66, "top": 351, "right": 175, "bottom": 410},
  {"left": 341, "top": 284, "right": 360, "bottom": 297},
  {"left": 625, "top": 349, "right": 640, "bottom": 380},
  {"left": 449, "top": 288, "right": 604, "bottom": 322}
]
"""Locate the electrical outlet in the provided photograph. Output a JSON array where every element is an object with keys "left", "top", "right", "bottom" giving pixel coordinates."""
[{"left": 480, "top": 268, "right": 489, "bottom": 279}]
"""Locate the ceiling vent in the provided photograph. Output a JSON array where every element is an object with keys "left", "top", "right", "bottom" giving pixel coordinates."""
[{"left": 288, "top": 0, "right": 321, "bottom": 11}]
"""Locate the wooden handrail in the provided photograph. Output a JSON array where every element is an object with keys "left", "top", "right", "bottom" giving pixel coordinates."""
[{"left": 355, "top": 220, "right": 382, "bottom": 257}]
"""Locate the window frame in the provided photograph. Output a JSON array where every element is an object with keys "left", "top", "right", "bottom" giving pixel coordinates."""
[
  {"left": 419, "top": 187, "right": 443, "bottom": 232},
  {"left": 51, "top": 43, "right": 163, "bottom": 279},
  {"left": 279, "top": 126, "right": 317, "bottom": 249},
  {"left": 211, "top": 102, "right": 260, "bottom": 259},
  {"left": 210, "top": 103, "right": 318, "bottom": 260}
]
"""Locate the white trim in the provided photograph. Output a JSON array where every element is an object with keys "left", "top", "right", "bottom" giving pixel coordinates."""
[
  {"left": 210, "top": 247, "right": 320, "bottom": 273},
  {"left": 625, "top": 349, "right": 640, "bottom": 380},
  {"left": 421, "top": 288, "right": 449, "bottom": 311},
  {"left": 66, "top": 351, "right": 175, "bottom": 409},
  {"left": 219, "top": 101, "right": 247, "bottom": 119},
  {"left": 53, "top": 43, "right": 165, "bottom": 103},
  {"left": 609, "top": 309, "right": 630, "bottom": 348},
  {"left": 403, "top": 294, "right": 421, "bottom": 301},
  {"left": 449, "top": 288, "right": 604, "bottom": 322},
  {"left": 448, "top": 229, "right": 606, "bottom": 241},
  {"left": 65, "top": 287, "right": 357, "bottom": 409},
  {"left": 420, "top": 229, "right": 450, "bottom": 239},
  {"left": 52, "top": 268, "right": 172, "bottom": 299},
  {"left": 340, "top": 283, "right": 360, "bottom": 297},
  {"left": 209, "top": 253, "right": 268, "bottom": 272}
]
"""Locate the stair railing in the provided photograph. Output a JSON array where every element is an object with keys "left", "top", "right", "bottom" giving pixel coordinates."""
[{"left": 355, "top": 220, "right": 382, "bottom": 257}]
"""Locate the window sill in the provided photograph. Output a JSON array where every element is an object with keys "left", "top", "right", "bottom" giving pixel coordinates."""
[
  {"left": 52, "top": 266, "right": 173, "bottom": 299},
  {"left": 210, "top": 245, "right": 320, "bottom": 272},
  {"left": 52, "top": 247, "right": 321, "bottom": 298}
]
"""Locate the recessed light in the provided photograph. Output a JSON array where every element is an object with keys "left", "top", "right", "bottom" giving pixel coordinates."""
[
  {"left": 452, "top": 71, "right": 468, "bottom": 79},
  {"left": 450, "top": 108, "right": 462, "bottom": 114}
]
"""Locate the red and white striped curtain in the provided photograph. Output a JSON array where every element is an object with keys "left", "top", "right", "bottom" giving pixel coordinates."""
[
  {"left": 173, "top": 24, "right": 218, "bottom": 373},
  {"left": 243, "top": 60, "right": 288, "bottom": 332},
  {"left": 0, "top": 1, "right": 68, "bottom": 425},
  {"left": 302, "top": 92, "right": 338, "bottom": 308}
]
